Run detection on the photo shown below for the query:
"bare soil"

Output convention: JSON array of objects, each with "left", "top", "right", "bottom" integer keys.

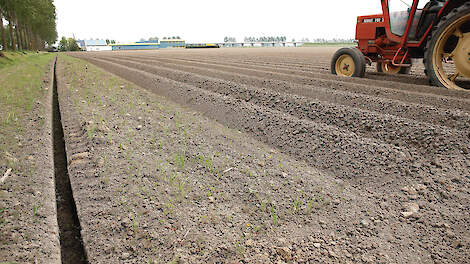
[{"left": 58, "top": 47, "right": 470, "bottom": 263}]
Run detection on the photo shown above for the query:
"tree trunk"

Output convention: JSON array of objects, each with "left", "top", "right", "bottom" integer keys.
[
  {"left": 30, "top": 30, "right": 35, "bottom": 50},
  {"left": 15, "top": 25, "right": 22, "bottom": 50},
  {"left": 0, "top": 7, "right": 6, "bottom": 51},
  {"left": 26, "top": 26, "right": 32, "bottom": 50},
  {"left": 34, "top": 34, "right": 41, "bottom": 50},
  {"left": 21, "top": 25, "right": 28, "bottom": 50},
  {"left": 38, "top": 34, "right": 44, "bottom": 50},
  {"left": 14, "top": 16, "right": 22, "bottom": 50},
  {"left": 8, "top": 20, "right": 15, "bottom": 51},
  {"left": 28, "top": 27, "right": 35, "bottom": 50}
]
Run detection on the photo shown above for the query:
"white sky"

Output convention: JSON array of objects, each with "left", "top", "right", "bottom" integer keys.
[{"left": 55, "top": 0, "right": 383, "bottom": 43}]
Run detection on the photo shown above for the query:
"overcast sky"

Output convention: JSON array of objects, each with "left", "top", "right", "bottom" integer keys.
[{"left": 55, "top": 0, "right": 383, "bottom": 43}]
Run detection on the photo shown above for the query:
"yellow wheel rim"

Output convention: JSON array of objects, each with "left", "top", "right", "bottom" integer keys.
[
  {"left": 433, "top": 13, "right": 470, "bottom": 90},
  {"left": 381, "top": 61, "right": 402, "bottom": 74},
  {"left": 335, "top": 54, "right": 355, "bottom": 77}
]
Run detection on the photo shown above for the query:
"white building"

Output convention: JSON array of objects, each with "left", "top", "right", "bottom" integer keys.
[{"left": 83, "top": 39, "right": 111, "bottom": 51}]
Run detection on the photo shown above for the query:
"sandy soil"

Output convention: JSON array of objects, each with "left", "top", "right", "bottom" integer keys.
[{"left": 60, "top": 47, "right": 470, "bottom": 263}]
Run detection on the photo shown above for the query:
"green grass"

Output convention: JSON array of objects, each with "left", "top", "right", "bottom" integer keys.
[
  {"left": 0, "top": 51, "right": 42, "bottom": 67},
  {"left": 0, "top": 51, "right": 54, "bottom": 158}
]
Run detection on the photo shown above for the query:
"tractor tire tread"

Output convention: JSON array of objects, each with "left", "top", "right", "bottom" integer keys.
[
  {"left": 331, "top": 47, "right": 366, "bottom": 78},
  {"left": 424, "top": 3, "right": 470, "bottom": 88}
]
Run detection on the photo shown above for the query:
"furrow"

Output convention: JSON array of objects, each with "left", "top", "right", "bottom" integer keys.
[
  {"left": 89, "top": 56, "right": 470, "bottom": 162},
  {"left": 80, "top": 56, "right": 431, "bottom": 183},
  {"left": 157, "top": 56, "right": 470, "bottom": 100},
  {"left": 110, "top": 57, "right": 470, "bottom": 130}
]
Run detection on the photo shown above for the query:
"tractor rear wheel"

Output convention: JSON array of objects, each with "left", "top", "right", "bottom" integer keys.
[
  {"left": 424, "top": 3, "right": 470, "bottom": 90},
  {"left": 377, "top": 61, "right": 411, "bottom": 74},
  {"left": 331, "top": 47, "right": 366, "bottom": 78}
]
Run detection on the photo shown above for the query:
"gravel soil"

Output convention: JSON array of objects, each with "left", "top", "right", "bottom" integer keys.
[{"left": 62, "top": 47, "right": 470, "bottom": 263}]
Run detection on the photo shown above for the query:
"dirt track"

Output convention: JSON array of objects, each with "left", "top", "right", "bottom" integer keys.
[{"left": 68, "top": 47, "right": 470, "bottom": 263}]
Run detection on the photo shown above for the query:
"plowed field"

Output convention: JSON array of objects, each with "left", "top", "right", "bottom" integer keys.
[{"left": 65, "top": 47, "right": 469, "bottom": 263}]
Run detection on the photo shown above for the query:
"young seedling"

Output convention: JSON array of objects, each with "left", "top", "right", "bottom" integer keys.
[
  {"left": 271, "top": 207, "right": 278, "bottom": 226},
  {"left": 245, "top": 169, "right": 255, "bottom": 178},
  {"left": 207, "top": 186, "right": 215, "bottom": 197},
  {"left": 293, "top": 189, "right": 304, "bottom": 213},
  {"left": 260, "top": 201, "right": 267, "bottom": 213},
  {"left": 234, "top": 240, "right": 246, "bottom": 256},
  {"left": 168, "top": 173, "right": 177, "bottom": 185},
  {"left": 87, "top": 124, "right": 96, "bottom": 139},
  {"left": 178, "top": 180, "right": 187, "bottom": 199},
  {"left": 305, "top": 200, "right": 313, "bottom": 215},
  {"left": 132, "top": 216, "right": 138, "bottom": 238},
  {"left": 174, "top": 153, "right": 185, "bottom": 170},
  {"left": 33, "top": 204, "right": 40, "bottom": 217}
]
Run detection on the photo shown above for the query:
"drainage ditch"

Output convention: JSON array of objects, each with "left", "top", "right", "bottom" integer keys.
[{"left": 52, "top": 57, "right": 89, "bottom": 264}]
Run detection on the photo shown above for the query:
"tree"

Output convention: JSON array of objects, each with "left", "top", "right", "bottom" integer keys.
[
  {"left": 148, "top": 37, "right": 159, "bottom": 42},
  {"left": 58, "top": 36, "right": 67, "bottom": 51},
  {"left": 58, "top": 36, "right": 80, "bottom": 51},
  {"left": 106, "top": 39, "right": 110, "bottom": 45},
  {"left": 224, "top": 37, "right": 236, "bottom": 43},
  {"left": 67, "top": 38, "right": 79, "bottom": 51},
  {"left": 0, "top": 0, "right": 57, "bottom": 50},
  {"left": 8, "top": 19, "right": 14, "bottom": 50}
]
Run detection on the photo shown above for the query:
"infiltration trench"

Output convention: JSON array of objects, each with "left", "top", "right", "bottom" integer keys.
[{"left": 52, "top": 57, "right": 88, "bottom": 264}]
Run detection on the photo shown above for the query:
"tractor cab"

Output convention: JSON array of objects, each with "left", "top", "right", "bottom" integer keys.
[
  {"left": 388, "top": 0, "right": 445, "bottom": 41},
  {"left": 331, "top": 0, "right": 470, "bottom": 91}
]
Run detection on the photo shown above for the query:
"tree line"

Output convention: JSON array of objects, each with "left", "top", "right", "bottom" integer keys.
[
  {"left": 309, "top": 38, "right": 355, "bottom": 43},
  {"left": 226, "top": 36, "right": 355, "bottom": 43},
  {"left": 162, "top": 36, "right": 181, "bottom": 40},
  {"left": 243, "top": 36, "right": 287, "bottom": 43},
  {"left": 224, "top": 36, "right": 236, "bottom": 43},
  {"left": 138, "top": 36, "right": 182, "bottom": 43},
  {"left": 0, "top": 0, "right": 57, "bottom": 52},
  {"left": 59, "top": 37, "right": 79, "bottom": 51}
]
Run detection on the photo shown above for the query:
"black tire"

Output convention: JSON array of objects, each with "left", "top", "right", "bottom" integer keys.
[
  {"left": 377, "top": 61, "right": 412, "bottom": 74},
  {"left": 331, "top": 47, "right": 366, "bottom": 77},
  {"left": 424, "top": 2, "right": 470, "bottom": 88}
]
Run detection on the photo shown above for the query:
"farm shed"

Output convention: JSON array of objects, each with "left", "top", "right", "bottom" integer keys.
[
  {"left": 110, "top": 40, "right": 185, "bottom": 51},
  {"left": 84, "top": 39, "right": 111, "bottom": 51},
  {"left": 111, "top": 43, "right": 160, "bottom": 51},
  {"left": 159, "top": 39, "right": 185, "bottom": 48}
]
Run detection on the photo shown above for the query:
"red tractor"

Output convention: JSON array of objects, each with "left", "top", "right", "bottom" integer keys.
[{"left": 331, "top": 0, "right": 470, "bottom": 90}]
